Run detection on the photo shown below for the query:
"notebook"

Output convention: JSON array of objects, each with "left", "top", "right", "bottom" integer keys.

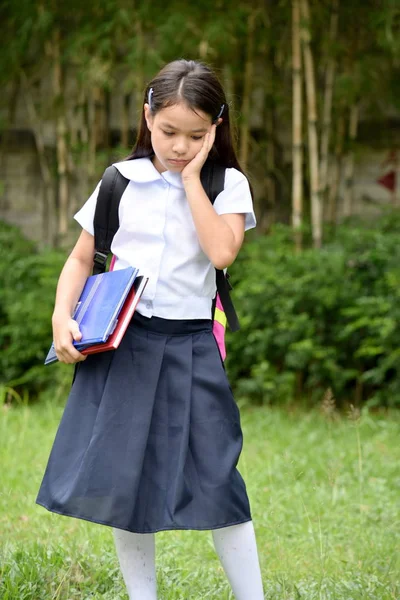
[
  {"left": 45, "top": 267, "right": 147, "bottom": 365},
  {"left": 81, "top": 275, "right": 148, "bottom": 355}
]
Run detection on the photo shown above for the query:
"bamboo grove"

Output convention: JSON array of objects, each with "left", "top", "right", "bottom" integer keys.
[{"left": 0, "top": 0, "right": 399, "bottom": 247}]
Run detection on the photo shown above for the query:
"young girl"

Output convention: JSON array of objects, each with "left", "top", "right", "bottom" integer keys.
[{"left": 37, "top": 59, "right": 265, "bottom": 600}]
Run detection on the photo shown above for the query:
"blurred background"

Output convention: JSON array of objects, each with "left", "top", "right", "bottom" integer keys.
[{"left": 1, "top": 0, "right": 400, "bottom": 408}]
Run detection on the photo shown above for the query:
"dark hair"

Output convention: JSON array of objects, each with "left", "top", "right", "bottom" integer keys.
[{"left": 126, "top": 59, "right": 245, "bottom": 176}]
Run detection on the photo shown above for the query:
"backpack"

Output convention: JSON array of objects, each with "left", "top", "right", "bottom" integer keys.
[{"left": 92, "top": 159, "right": 240, "bottom": 360}]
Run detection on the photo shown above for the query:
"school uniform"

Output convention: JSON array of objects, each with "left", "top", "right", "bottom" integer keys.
[{"left": 36, "top": 157, "right": 257, "bottom": 534}]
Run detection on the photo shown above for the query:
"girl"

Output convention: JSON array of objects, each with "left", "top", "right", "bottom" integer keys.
[{"left": 37, "top": 59, "right": 265, "bottom": 599}]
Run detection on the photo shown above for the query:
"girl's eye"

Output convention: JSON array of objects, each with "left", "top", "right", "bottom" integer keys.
[
  {"left": 162, "top": 131, "right": 174, "bottom": 137},
  {"left": 191, "top": 136, "right": 203, "bottom": 141}
]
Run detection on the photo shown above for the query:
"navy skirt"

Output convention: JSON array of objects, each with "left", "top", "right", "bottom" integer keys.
[{"left": 36, "top": 313, "right": 252, "bottom": 534}]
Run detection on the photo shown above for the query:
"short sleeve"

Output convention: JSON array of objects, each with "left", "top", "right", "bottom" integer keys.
[
  {"left": 73, "top": 181, "right": 101, "bottom": 236},
  {"left": 213, "top": 168, "right": 257, "bottom": 231}
]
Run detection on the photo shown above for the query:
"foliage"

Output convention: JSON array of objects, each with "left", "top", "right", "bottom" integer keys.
[
  {"left": 1, "top": 0, "right": 399, "bottom": 239},
  {"left": 226, "top": 213, "right": 400, "bottom": 408},
  {"left": 3, "top": 214, "right": 400, "bottom": 408},
  {"left": 0, "top": 222, "right": 70, "bottom": 398}
]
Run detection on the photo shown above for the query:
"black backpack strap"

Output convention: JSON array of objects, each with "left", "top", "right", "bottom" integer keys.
[
  {"left": 92, "top": 166, "right": 129, "bottom": 275},
  {"left": 215, "top": 270, "right": 240, "bottom": 331},
  {"left": 201, "top": 160, "right": 240, "bottom": 332},
  {"left": 200, "top": 159, "right": 225, "bottom": 204}
]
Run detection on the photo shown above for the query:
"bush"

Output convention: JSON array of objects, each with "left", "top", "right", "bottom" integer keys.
[
  {"left": 226, "top": 217, "right": 400, "bottom": 408},
  {"left": 0, "top": 222, "right": 70, "bottom": 399},
  {"left": 3, "top": 214, "right": 400, "bottom": 408}
]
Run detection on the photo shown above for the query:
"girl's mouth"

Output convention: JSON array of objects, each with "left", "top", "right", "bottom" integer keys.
[{"left": 168, "top": 159, "right": 190, "bottom": 165}]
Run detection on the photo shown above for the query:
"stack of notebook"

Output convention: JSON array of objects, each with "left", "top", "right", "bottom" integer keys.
[{"left": 45, "top": 267, "right": 148, "bottom": 365}]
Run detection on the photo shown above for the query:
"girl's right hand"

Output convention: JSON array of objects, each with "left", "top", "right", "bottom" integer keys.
[{"left": 52, "top": 316, "right": 87, "bottom": 364}]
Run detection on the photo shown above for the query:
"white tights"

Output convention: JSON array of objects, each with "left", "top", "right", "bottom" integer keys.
[{"left": 113, "top": 521, "right": 264, "bottom": 600}]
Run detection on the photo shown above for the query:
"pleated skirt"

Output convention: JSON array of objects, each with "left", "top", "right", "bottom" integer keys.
[{"left": 36, "top": 312, "right": 252, "bottom": 534}]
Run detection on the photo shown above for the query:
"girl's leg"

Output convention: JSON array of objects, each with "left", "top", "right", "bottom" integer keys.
[
  {"left": 212, "top": 521, "right": 264, "bottom": 600},
  {"left": 113, "top": 528, "right": 157, "bottom": 600}
]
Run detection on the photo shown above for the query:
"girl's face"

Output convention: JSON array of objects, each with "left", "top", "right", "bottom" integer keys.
[{"left": 144, "top": 102, "right": 213, "bottom": 173}]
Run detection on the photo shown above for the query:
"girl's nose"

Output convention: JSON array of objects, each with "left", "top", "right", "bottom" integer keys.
[{"left": 172, "top": 137, "right": 188, "bottom": 155}]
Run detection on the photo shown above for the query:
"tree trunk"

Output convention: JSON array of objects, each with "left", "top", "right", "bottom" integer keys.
[
  {"left": 239, "top": 11, "right": 256, "bottom": 170},
  {"left": 104, "top": 89, "right": 112, "bottom": 151},
  {"left": 265, "top": 108, "right": 276, "bottom": 229},
  {"left": 342, "top": 103, "right": 359, "bottom": 218},
  {"left": 292, "top": 0, "right": 303, "bottom": 251},
  {"left": 20, "top": 71, "right": 54, "bottom": 246},
  {"left": 56, "top": 119, "right": 69, "bottom": 242},
  {"left": 222, "top": 64, "right": 235, "bottom": 105},
  {"left": 79, "top": 88, "right": 89, "bottom": 146},
  {"left": 0, "top": 81, "right": 19, "bottom": 211},
  {"left": 98, "top": 87, "right": 108, "bottom": 148},
  {"left": 320, "top": 0, "right": 339, "bottom": 207},
  {"left": 301, "top": 0, "right": 322, "bottom": 248},
  {"left": 134, "top": 20, "right": 145, "bottom": 122},
  {"left": 73, "top": 87, "right": 90, "bottom": 214},
  {"left": 49, "top": 29, "right": 69, "bottom": 244},
  {"left": 87, "top": 87, "right": 101, "bottom": 180},
  {"left": 121, "top": 93, "right": 131, "bottom": 149},
  {"left": 326, "top": 111, "right": 345, "bottom": 224}
]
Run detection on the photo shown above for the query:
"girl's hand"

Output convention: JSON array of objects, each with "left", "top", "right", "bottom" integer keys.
[
  {"left": 181, "top": 124, "right": 217, "bottom": 182},
  {"left": 52, "top": 315, "right": 87, "bottom": 364}
]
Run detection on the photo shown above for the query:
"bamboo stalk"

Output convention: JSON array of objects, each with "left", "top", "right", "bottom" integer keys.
[
  {"left": 222, "top": 64, "right": 235, "bottom": 106},
  {"left": 121, "top": 93, "right": 130, "bottom": 149},
  {"left": 98, "top": 88, "right": 108, "bottom": 148},
  {"left": 50, "top": 29, "right": 69, "bottom": 243},
  {"left": 134, "top": 19, "right": 145, "bottom": 122},
  {"left": 320, "top": 0, "right": 339, "bottom": 210},
  {"left": 74, "top": 87, "right": 90, "bottom": 214},
  {"left": 0, "top": 81, "right": 18, "bottom": 211},
  {"left": 265, "top": 108, "right": 276, "bottom": 228},
  {"left": 104, "top": 89, "right": 112, "bottom": 150},
  {"left": 342, "top": 103, "right": 359, "bottom": 218},
  {"left": 56, "top": 115, "right": 69, "bottom": 240},
  {"left": 87, "top": 87, "right": 101, "bottom": 179},
  {"left": 327, "top": 110, "right": 345, "bottom": 224},
  {"left": 292, "top": 0, "right": 303, "bottom": 251},
  {"left": 301, "top": 0, "right": 322, "bottom": 248},
  {"left": 79, "top": 88, "right": 88, "bottom": 145},
  {"left": 239, "top": 11, "right": 256, "bottom": 170},
  {"left": 20, "top": 70, "right": 54, "bottom": 246}
]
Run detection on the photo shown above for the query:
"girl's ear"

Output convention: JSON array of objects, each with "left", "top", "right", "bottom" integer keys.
[
  {"left": 144, "top": 103, "right": 153, "bottom": 132},
  {"left": 215, "top": 117, "right": 223, "bottom": 127}
]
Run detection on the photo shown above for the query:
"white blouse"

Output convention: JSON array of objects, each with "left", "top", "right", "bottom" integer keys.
[{"left": 74, "top": 157, "right": 256, "bottom": 320}]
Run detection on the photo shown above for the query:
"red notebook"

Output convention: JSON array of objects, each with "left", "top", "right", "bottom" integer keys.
[{"left": 81, "top": 275, "right": 148, "bottom": 356}]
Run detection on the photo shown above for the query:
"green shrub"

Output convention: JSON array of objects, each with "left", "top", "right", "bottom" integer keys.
[
  {"left": 3, "top": 214, "right": 400, "bottom": 408},
  {"left": 226, "top": 217, "right": 400, "bottom": 408},
  {"left": 0, "top": 222, "right": 70, "bottom": 398}
]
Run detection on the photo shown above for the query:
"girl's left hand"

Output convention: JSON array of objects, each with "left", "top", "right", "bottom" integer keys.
[{"left": 181, "top": 124, "right": 217, "bottom": 182}]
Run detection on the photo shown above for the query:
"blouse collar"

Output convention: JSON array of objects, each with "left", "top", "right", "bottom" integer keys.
[{"left": 114, "top": 157, "right": 184, "bottom": 189}]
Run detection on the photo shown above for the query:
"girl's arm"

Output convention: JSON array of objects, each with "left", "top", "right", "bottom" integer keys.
[
  {"left": 183, "top": 177, "right": 245, "bottom": 270},
  {"left": 52, "top": 229, "right": 95, "bottom": 364},
  {"left": 182, "top": 124, "right": 246, "bottom": 270}
]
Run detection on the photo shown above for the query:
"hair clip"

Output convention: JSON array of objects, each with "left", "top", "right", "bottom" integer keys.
[
  {"left": 148, "top": 88, "right": 154, "bottom": 111},
  {"left": 214, "top": 104, "right": 225, "bottom": 122}
]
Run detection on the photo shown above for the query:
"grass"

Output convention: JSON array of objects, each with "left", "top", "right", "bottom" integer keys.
[{"left": 0, "top": 398, "right": 399, "bottom": 599}]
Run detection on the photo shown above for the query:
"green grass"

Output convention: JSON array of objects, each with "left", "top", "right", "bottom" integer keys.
[{"left": 0, "top": 399, "right": 399, "bottom": 599}]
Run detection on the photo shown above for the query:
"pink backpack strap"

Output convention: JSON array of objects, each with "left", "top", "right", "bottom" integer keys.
[{"left": 213, "top": 294, "right": 227, "bottom": 361}]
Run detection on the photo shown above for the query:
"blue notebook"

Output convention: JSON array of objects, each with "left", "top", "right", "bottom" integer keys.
[{"left": 45, "top": 266, "right": 138, "bottom": 365}]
